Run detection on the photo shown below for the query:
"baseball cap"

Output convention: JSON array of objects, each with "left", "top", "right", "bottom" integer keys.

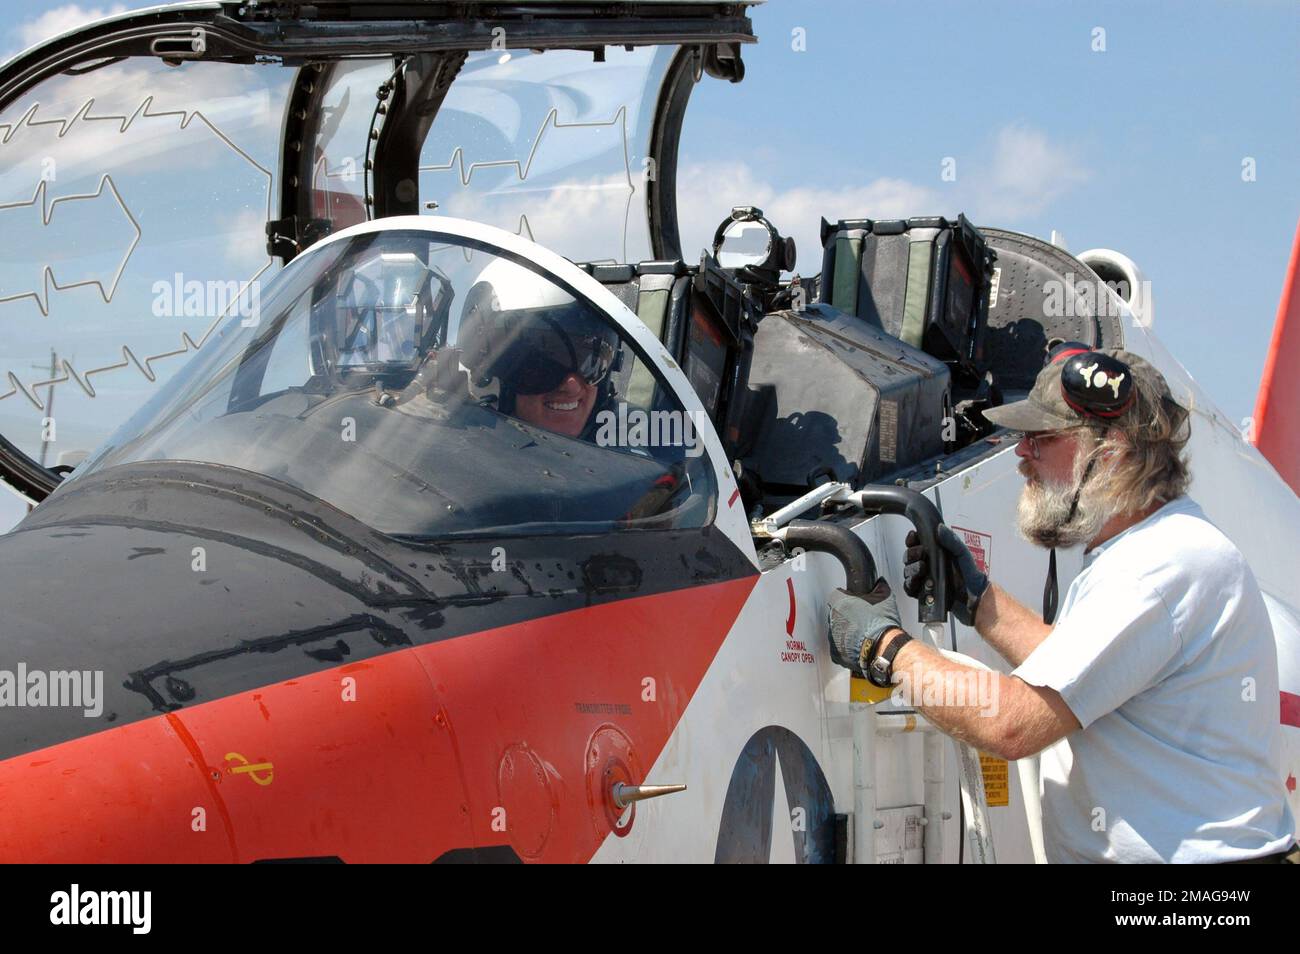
[{"left": 982, "top": 345, "right": 1183, "bottom": 432}]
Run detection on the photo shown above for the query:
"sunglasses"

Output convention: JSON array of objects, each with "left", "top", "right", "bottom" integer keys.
[
  {"left": 512, "top": 335, "right": 615, "bottom": 395},
  {"left": 1022, "top": 427, "right": 1086, "bottom": 460}
]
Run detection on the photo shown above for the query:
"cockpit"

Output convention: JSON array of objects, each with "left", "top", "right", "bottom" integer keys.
[{"left": 69, "top": 224, "right": 717, "bottom": 538}]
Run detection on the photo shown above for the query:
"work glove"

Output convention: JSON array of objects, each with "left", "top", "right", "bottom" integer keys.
[
  {"left": 902, "top": 525, "right": 988, "bottom": 627},
  {"left": 827, "top": 576, "right": 901, "bottom": 678}
]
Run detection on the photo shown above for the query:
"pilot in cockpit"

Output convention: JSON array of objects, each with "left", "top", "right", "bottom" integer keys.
[{"left": 457, "top": 257, "right": 621, "bottom": 440}]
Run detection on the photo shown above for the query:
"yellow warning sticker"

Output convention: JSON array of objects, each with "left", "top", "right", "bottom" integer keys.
[
  {"left": 979, "top": 752, "right": 1009, "bottom": 806},
  {"left": 850, "top": 675, "right": 895, "bottom": 705}
]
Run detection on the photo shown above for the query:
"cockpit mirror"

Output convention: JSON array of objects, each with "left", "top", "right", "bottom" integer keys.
[
  {"left": 710, "top": 207, "right": 796, "bottom": 287},
  {"left": 716, "top": 220, "right": 773, "bottom": 270}
]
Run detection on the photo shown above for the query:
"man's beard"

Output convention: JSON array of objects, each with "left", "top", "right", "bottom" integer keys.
[{"left": 1016, "top": 455, "right": 1116, "bottom": 549}]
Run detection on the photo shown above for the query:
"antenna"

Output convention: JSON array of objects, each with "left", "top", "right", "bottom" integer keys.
[{"left": 29, "top": 349, "right": 57, "bottom": 468}]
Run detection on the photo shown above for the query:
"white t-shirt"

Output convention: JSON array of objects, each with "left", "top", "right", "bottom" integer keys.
[{"left": 1010, "top": 495, "right": 1297, "bottom": 863}]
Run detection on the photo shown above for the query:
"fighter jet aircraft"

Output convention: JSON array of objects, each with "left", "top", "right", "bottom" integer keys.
[{"left": 0, "top": 0, "right": 1295, "bottom": 863}]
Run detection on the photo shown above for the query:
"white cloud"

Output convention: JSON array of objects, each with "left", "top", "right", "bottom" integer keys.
[
  {"left": 12, "top": 4, "right": 128, "bottom": 55},
  {"left": 220, "top": 207, "right": 271, "bottom": 271},
  {"left": 0, "top": 60, "right": 280, "bottom": 194},
  {"left": 428, "top": 172, "right": 647, "bottom": 264},
  {"left": 674, "top": 124, "right": 1091, "bottom": 271},
  {"left": 454, "top": 129, "right": 1084, "bottom": 277},
  {"left": 675, "top": 160, "right": 941, "bottom": 274},
  {"left": 425, "top": 164, "right": 940, "bottom": 272},
  {"left": 963, "top": 122, "right": 1092, "bottom": 221}
]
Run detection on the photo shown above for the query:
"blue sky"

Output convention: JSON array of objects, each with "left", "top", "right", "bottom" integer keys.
[
  {"left": 677, "top": 0, "right": 1300, "bottom": 427},
  {"left": 1, "top": 0, "right": 1298, "bottom": 524}
]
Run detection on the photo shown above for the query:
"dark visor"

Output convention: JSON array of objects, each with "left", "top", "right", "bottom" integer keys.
[{"left": 507, "top": 312, "right": 617, "bottom": 395}]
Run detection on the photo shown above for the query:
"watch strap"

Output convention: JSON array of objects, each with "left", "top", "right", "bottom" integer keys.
[{"left": 867, "top": 631, "right": 912, "bottom": 688}]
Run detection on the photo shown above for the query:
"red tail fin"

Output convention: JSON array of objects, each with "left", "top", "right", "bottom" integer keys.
[{"left": 1253, "top": 218, "right": 1300, "bottom": 496}]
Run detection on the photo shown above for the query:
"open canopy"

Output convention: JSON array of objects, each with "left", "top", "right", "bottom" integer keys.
[{"left": 0, "top": 0, "right": 756, "bottom": 500}]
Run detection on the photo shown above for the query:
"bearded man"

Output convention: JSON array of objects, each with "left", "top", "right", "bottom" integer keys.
[{"left": 824, "top": 343, "right": 1298, "bottom": 863}]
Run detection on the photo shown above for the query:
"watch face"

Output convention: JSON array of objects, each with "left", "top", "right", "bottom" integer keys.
[{"left": 869, "top": 656, "right": 891, "bottom": 687}]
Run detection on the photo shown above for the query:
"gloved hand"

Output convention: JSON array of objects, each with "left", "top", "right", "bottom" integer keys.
[
  {"left": 827, "top": 576, "right": 901, "bottom": 678},
  {"left": 903, "top": 525, "right": 988, "bottom": 627}
]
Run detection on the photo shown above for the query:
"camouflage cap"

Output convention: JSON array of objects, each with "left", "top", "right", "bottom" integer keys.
[{"left": 982, "top": 347, "right": 1182, "bottom": 432}]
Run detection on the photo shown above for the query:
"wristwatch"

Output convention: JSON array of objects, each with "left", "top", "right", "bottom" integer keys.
[{"left": 866, "top": 629, "right": 912, "bottom": 689}]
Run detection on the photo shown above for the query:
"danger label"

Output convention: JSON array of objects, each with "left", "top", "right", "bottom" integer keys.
[
  {"left": 951, "top": 526, "right": 991, "bottom": 576},
  {"left": 979, "top": 752, "right": 1009, "bottom": 807}
]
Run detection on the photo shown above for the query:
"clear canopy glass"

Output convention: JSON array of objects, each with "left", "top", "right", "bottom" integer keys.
[
  {"left": 70, "top": 228, "right": 717, "bottom": 538},
  {"left": 0, "top": 60, "right": 287, "bottom": 469}
]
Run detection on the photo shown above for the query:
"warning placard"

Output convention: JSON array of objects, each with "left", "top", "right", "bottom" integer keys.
[
  {"left": 951, "top": 526, "right": 991, "bottom": 576},
  {"left": 979, "top": 752, "right": 1009, "bottom": 807}
]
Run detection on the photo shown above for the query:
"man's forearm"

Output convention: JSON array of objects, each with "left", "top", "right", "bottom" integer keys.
[
  {"left": 871, "top": 632, "right": 1078, "bottom": 761},
  {"left": 973, "top": 582, "right": 1052, "bottom": 668},
  {"left": 876, "top": 637, "right": 1014, "bottom": 757}
]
